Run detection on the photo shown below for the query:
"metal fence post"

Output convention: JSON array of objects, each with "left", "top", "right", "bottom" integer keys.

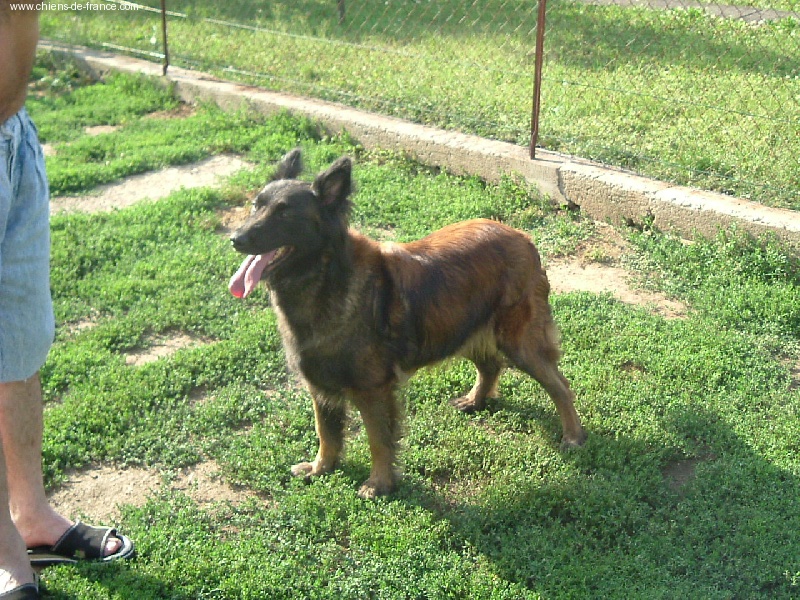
[
  {"left": 530, "top": 0, "right": 547, "bottom": 159},
  {"left": 160, "top": 0, "right": 169, "bottom": 75}
]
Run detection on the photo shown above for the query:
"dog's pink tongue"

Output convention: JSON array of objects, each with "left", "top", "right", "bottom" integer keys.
[{"left": 229, "top": 252, "right": 272, "bottom": 298}]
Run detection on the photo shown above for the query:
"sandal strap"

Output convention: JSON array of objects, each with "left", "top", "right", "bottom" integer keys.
[
  {"left": 0, "top": 575, "right": 39, "bottom": 600},
  {"left": 50, "top": 521, "right": 115, "bottom": 560}
]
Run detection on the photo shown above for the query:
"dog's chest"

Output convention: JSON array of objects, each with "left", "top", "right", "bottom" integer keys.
[{"left": 273, "top": 299, "right": 394, "bottom": 393}]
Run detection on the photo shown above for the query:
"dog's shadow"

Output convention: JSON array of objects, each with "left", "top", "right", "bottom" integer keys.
[{"left": 384, "top": 405, "right": 800, "bottom": 596}]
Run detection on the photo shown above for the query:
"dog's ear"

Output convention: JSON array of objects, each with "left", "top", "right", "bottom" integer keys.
[
  {"left": 312, "top": 157, "right": 352, "bottom": 209},
  {"left": 272, "top": 148, "right": 303, "bottom": 181}
]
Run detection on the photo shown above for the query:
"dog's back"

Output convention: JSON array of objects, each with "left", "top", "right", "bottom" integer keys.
[{"left": 373, "top": 219, "right": 548, "bottom": 371}]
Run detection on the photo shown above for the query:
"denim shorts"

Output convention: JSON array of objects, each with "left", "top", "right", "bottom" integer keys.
[{"left": 0, "top": 107, "right": 55, "bottom": 382}]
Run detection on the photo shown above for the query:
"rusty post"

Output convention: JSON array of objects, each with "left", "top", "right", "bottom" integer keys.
[
  {"left": 337, "top": 0, "right": 345, "bottom": 24},
  {"left": 160, "top": 0, "right": 169, "bottom": 75},
  {"left": 530, "top": 0, "right": 547, "bottom": 159}
]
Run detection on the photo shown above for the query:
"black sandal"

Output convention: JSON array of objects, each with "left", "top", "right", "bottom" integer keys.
[
  {"left": 0, "top": 573, "right": 40, "bottom": 600},
  {"left": 27, "top": 521, "right": 135, "bottom": 567},
  {"left": 0, "top": 584, "right": 38, "bottom": 600}
]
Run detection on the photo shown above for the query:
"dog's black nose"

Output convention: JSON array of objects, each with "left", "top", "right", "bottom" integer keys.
[{"left": 230, "top": 232, "right": 248, "bottom": 250}]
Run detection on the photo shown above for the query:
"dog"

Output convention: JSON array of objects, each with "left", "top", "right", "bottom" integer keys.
[{"left": 229, "top": 149, "right": 586, "bottom": 498}]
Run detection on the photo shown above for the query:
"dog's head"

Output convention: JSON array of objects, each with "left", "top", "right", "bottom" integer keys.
[{"left": 229, "top": 149, "right": 353, "bottom": 298}]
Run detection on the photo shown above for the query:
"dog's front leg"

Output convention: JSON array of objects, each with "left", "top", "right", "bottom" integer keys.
[
  {"left": 291, "top": 391, "right": 346, "bottom": 479},
  {"left": 350, "top": 385, "right": 401, "bottom": 499}
]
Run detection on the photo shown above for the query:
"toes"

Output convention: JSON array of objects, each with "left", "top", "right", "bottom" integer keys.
[
  {"left": 291, "top": 460, "right": 336, "bottom": 479},
  {"left": 357, "top": 477, "right": 394, "bottom": 499},
  {"left": 290, "top": 462, "right": 315, "bottom": 478},
  {"left": 560, "top": 430, "right": 588, "bottom": 449},
  {"left": 104, "top": 537, "right": 123, "bottom": 558},
  {"left": 449, "top": 395, "right": 486, "bottom": 414}
]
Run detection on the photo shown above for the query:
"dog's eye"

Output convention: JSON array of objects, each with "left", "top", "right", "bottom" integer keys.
[{"left": 274, "top": 204, "right": 291, "bottom": 219}]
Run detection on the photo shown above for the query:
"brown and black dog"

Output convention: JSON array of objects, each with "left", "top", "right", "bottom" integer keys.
[{"left": 229, "top": 150, "right": 586, "bottom": 498}]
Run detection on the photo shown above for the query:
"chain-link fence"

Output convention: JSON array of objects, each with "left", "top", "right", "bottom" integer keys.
[{"left": 41, "top": 0, "right": 799, "bottom": 210}]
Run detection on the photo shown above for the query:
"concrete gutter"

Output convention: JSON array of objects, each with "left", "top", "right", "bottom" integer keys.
[
  {"left": 41, "top": 40, "right": 800, "bottom": 250},
  {"left": 576, "top": 0, "right": 799, "bottom": 23}
]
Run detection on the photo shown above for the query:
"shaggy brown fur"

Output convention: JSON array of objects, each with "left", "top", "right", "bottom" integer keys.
[{"left": 229, "top": 150, "right": 586, "bottom": 498}]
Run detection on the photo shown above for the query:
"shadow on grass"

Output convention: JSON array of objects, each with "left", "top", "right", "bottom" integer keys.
[
  {"left": 396, "top": 406, "right": 800, "bottom": 597},
  {"left": 40, "top": 561, "right": 178, "bottom": 600}
]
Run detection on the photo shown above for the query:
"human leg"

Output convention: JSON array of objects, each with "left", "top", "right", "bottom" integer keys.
[
  {"left": 0, "top": 104, "right": 45, "bottom": 597},
  {"left": 0, "top": 349, "right": 130, "bottom": 561},
  {"left": 0, "top": 110, "right": 128, "bottom": 564},
  {"left": 0, "top": 436, "right": 36, "bottom": 595},
  {"left": 0, "top": 375, "right": 72, "bottom": 550}
]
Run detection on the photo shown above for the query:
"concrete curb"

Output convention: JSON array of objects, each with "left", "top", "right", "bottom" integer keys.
[{"left": 41, "top": 41, "right": 800, "bottom": 250}]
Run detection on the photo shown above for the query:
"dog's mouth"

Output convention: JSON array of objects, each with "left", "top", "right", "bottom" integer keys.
[{"left": 229, "top": 246, "right": 294, "bottom": 298}]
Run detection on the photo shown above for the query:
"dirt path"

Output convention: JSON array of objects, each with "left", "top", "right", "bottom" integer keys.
[
  {"left": 50, "top": 155, "right": 249, "bottom": 214},
  {"left": 546, "top": 222, "right": 687, "bottom": 319},
  {"left": 48, "top": 461, "right": 258, "bottom": 524},
  {"left": 46, "top": 134, "right": 686, "bottom": 523}
]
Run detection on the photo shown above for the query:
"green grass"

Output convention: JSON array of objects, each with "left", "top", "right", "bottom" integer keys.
[
  {"left": 31, "top": 64, "right": 800, "bottom": 599},
  {"left": 39, "top": 0, "right": 800, "bottom": 210}
]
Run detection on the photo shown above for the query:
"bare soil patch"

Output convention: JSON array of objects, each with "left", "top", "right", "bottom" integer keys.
[
  {"left": 788, "top": 359, "right": 800, "bottom": 391},
  {"left": 41, "top": 124, "right": 120, "bottom": 158},
  {"left": 794, "top": 362, "right": 800, "bottom": 388},
  {"left": 662, "top": 457, "right": 703, "bottom": 494},
  {"left": 169, "top": 460, "right": 256, "bottom": 508},
  {"left": 547, "top": 261, "right": 687, "bottom": 319},
  {"left": 144, "top": 104, "right": 196, "bottom": 121},
  {"left": 662, "top": 449, "right": 717, "bottom": 496},
  {"left": 124, "top": 332, "right": 213, "bottom": 367},
  {"left": 48, "top": 460, "right": 256, "bottom": 524},
  {"left": 50, "top": 154, "right": 250, "bottom": 214},
  {"left": 216, "top": 204, "right": 250, "bottom": 236},
  {"left": 546, "top": 223, "right": 687, "bottom": 319},
  {"left": 84, "top": 124, "right": 120, "bottom": 137}
]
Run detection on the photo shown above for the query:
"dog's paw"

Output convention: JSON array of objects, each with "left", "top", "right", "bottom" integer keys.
[
  {"left": 449, "top": 395, "right": 486, "bottom": 414},
  {"left": 290, "top": 461, "right": 315, "bottom": 478},
  {"left": 357, "top": 475, "right": 396, "bottom": 499},
  {"left": 290, "top": 460, "right": 334, "bottom": 479},
  {"left": 357, "top": 481, "right": 391, "bottom": 499},
  {"left": 560, "top": 430, "right": 588, "bottom": 450}
]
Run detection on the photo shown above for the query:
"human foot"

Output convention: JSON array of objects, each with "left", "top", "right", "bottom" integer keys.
[
  {"left": 0, "top": 569, "right": 40, "bottom": 600},
  {"left": 27, "top": 522, "right": 135, "bottom": 567},
  {"left": 0, "top": 567, "right": 37, "bottom": 598},
  {"left": 0, "top": 582, "right": 39, "bottom": 600},
  {"left": 0, "top": 519, "right": 37, "bottom": 597}
]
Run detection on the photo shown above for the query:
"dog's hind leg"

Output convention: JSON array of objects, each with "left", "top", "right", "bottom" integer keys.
[
  {"left": 498, "top": 306, "right": 586, "bottom": 448},
  {"left": 291, "top": 391, "right": 346, "bottom": 479},
  {"left": 350, "top": 385, "right": 402, "bottom": 499},
  {"left": 450, "top": 352, "right": 503, "bottom": 414}
]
